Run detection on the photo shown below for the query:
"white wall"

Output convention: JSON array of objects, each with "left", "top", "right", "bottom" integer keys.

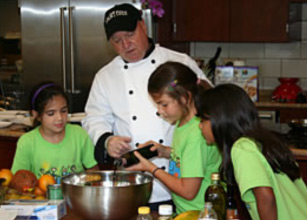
[{"left": 190, "top": 4, "right": 307, "bottom": 91}]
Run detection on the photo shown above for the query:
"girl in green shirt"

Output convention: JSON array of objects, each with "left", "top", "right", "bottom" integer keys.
[
  {"left": 127, "top": 62, "right": 221, "bottom": 214},
  {"left": 195, "top": 83, "right": 307, "bottom": 220},
  {"left": 11, "top": 82, "right": 98, "bottom": 182}
]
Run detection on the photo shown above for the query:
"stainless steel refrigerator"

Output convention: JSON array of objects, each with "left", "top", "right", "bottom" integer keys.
[{"left": 18, "top": 0, "right": 153, "bottom": 112}]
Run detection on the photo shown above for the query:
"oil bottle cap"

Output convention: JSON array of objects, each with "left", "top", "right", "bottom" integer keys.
[
  {"left": 138, "top": 206, "right": 150, "bottom": 214},
  {"left": 158, "top": 204, "right": 173, "bottom": 215},
  {"left": 211, "top": 172, "right": 220, "bottom": 180}
]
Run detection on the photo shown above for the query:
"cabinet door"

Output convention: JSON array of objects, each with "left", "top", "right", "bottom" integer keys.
[
  {"left": 172, "top": 0, "right": 229, "bottom": 41},
  {"left": 0, "top": 136, "right": 18, "bottom": 169},
  {"left": 230, "top": 0, "right": 289, "bottom": 42}
]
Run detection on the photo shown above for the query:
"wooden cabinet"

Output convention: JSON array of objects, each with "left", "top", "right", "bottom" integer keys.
[
  {"left": 0, "top": 135, "right": 18, "bottom": 169},
  {"left": 172, "top": 0, "right": 229, "bottom": 42},
  {"left": 230, "top": 0, "right": 288, "bottom": 42},
  {"left": 170, "top": 0, "right": 289, "bottom": 42}
]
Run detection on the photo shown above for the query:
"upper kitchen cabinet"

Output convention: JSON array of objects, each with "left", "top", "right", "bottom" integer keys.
[
  {"left": 171, "top": 0, "right": 289, "bottom": 42},
  {"left": 172, "top": 0, "right": 229, "bottom": 42},
  {"left": 230, "top": 0, "right": 288, "bottom": 42}
]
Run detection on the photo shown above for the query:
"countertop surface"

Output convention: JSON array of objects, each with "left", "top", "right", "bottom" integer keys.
[
  {"left": 0, "top": 124, "right": 27, "bottom": 138},
  {"left": 255, "top": 101, "right": 307, "bottom": 108}
]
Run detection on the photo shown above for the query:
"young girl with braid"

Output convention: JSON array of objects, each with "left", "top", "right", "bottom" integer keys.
[{"left": 127, "top": 62, "right": 221, "bottom": 214}]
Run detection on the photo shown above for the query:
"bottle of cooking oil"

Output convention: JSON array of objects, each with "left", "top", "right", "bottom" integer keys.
[
  {"left": 226, "top": 185, "right": 240, "bottom": 220},
  {"left": 205, "top": 173, "right": 226, "bottom": 220},
  {"left": 136, "top": 206, "right": 153, "bottom": 220},
  {"left": 198, "top": 202, "right": 218, "bottom": 220}
]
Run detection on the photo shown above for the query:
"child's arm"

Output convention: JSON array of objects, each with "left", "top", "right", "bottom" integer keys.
[
  {"left": 152, "top": 166, "right": 202, "bottom": 200},
  {"left": 253, "top": 187, "right": 277, "bottom": 220},
  {"left": 126, "top": 151, "right": 202, "bottom": 200}
]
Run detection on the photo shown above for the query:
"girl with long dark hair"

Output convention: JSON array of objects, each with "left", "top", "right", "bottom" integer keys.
[{"left": 195, "top": 83, "right": 307, "bottom": 220}]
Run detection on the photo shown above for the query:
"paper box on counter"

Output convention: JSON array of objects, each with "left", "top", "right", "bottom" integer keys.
[
  {"left": 215, "top": 66, "right": 258, "bottom": 102},
  {"left": 0, "top": 199, "right": 66, "bottom": 220}
]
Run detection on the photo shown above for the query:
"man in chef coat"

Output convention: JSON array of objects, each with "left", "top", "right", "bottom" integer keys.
[{"left": 82, "top": 3, "right": 211, "bottom": 210}]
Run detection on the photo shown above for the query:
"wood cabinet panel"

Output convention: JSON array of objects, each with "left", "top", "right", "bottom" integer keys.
[
  {"left": 230, "top": 0, "right": 289, "bottom": 42},
  {"left": 0, "top": 136, "right": 18, "bottom": 169},
  {"left": 170, "top": 0, "right": 289, "bottom": 42},
  {"left": 156, "top": 0, "right": 190, "bottom": 53},
  {"left": 172, "top": 0, "right": 229, "bottom": 42}
]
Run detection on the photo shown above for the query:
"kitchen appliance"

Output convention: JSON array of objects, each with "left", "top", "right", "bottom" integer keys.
[
  {"left": 272, "top": 77, "right": 303, "bottom": 103},
  {"left": 61, "top": 170, "right": 153, "bottom": 220},
  {"left": 18, "top": 0, "right": 153, "bottom": 112}
]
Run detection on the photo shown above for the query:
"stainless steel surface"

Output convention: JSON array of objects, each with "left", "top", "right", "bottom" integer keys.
[
  {"left": 18, "top": 0, "right": 153, "bottom": 112},
  {"left": 60, "top": 7, "right": 67, "bottom": 91},
  {"left": 61, "top": 170, "right": 153, "bottom": 220},
  {"left": 258, "top": 110, "right": 277, "bottom": 124}
]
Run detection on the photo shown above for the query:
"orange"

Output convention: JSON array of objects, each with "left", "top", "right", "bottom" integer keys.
[
  {"left": 34, "top": 186, "right": 45, "bottom": 196},
  {"left": 0, "top": 169, "right": 13, "bottom": 186},
  {"left": 174, "top": 210, "right": 200, "bottom": 220},
  {"left": 19, "top": 195, "right": 34, "bottom": 200},
  {"left": 38, "top": 174, "right": 56, "bottom": 192},
  {"left": 35, "top": 195, "right": 47, "bottom": 200}
]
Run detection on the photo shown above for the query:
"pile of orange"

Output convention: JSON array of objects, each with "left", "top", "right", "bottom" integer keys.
[
  {"left": 0, "top": 168, "right": 56, "bottom": 200},
  {"left": 0, "top": 168, "right": 13, "bottom": 186}
]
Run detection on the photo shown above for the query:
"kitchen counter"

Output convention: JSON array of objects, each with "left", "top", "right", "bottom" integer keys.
[
  {"left": 255, "top": 102, "right": 307, "bottom": 108},
  {"left": 0, "top": 126, "right": 25, "bottom": 138}
]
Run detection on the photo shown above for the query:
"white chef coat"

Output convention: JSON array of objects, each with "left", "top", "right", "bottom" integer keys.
[{"left": 82, "top": 44, "right": 210, "bottom": 203}]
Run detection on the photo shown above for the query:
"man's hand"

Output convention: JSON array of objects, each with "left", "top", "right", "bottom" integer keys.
[{"left": 107, "top": 136, "right": 132, "bottom": 158}]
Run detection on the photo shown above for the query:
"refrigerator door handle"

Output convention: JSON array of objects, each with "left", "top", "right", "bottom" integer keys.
[
  {"left": 60, "top": 7, "right": 67, "bottom": 92},
  {"left": 68, "top": 6, "right": 80, "bottom": 94}
]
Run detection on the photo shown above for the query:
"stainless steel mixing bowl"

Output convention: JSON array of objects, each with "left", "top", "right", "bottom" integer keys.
[{"left": 61, "top": 170, "right": 153, "bottom": 220}]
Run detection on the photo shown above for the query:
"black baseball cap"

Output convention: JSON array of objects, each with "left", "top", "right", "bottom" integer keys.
[{"left": 104, "top": 3, "right": 142, "bottom": 40}]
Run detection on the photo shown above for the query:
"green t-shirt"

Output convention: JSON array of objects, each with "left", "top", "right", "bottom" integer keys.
[
  {"left": 231, "top": 137, "right": 307, "bottom": 220},
  {"left": 169, "top": 117, "right": 221, "bottom": 214},
  {"left": 11, "top": 124, "right": 97, "bottom": 183}
]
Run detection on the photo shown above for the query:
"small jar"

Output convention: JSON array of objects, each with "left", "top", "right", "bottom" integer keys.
[
  {"left": 158, "top": 204, "right": 173, "bottom": 220},
  {"left": 47, "top": 184, "right": 63, "bottom": 200},
  {"left": 136, "top": 206, "right": 153, "bottom": 220}
]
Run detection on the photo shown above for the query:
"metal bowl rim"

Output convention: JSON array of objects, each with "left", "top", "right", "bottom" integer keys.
[{"left": 61, "top": 170, "right": 153, "bottom": 188}]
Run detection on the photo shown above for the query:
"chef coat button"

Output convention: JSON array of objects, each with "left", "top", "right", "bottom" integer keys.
[
  {"left": 156, "top": 112, "right": 160, "bottom": 116},
  {"left": 129, "top": 90, "right": 134, "bottom": 95},
  {"left": 159, "top": 139, "right": 164, "bottom": 144},
  {"left": 124, "top": 65, "right": 128, "bottom": 69},
  {"left": 135, "top": 143, "right": 139, "bottom": 147},
  {"left": 151, "top": 59, "right": 156, "bottom": 64},
  {"left": 132, "top": 116, "right": 137, "bottom": 120}
]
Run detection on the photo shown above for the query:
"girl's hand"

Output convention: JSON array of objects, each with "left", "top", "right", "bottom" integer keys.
[
  {"left": 138, "top": 141, "right": 171, "bottom": 158},
  {"left": 125, "top": 151, "right": 156, "bottom": 173}
]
